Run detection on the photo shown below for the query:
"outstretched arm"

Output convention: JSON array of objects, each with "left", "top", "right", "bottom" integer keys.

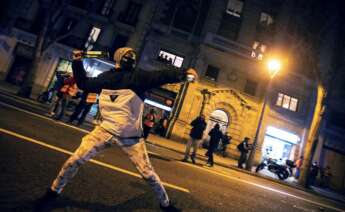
[{"left": 133, "top": 68, "right": 198, "bottom": 90}]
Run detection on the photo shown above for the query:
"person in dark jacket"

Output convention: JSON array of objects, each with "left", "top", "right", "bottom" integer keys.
[
  {"left": 68, "top": 91, "right": 94, "bottom": 125},
  {"left": 206, "top": 124, "right": 223, "bottom": 167},
  {"left": 220, "top": 133, "right": 231, "bottom": 157},
  {"left": 182, "top": 115, "right": 207, "bottom": 164},
  {"left": 237, "top": 137, "right": 251, "bottom": 169},
  {"left": 37, "top": 47, "right": 197, "bottom": 211}
]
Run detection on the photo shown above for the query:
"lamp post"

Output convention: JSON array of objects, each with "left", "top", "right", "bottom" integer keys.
[{"left": 245, "top": 59, "right": 282, "bottom": 171}]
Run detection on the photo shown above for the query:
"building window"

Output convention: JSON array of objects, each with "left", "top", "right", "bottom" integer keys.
[
  {"left": 58, "top": 18, "right": 76, "bottom": 36},
  {"left": 118, "top": 1, "right": 142, "bottom": 26},
  {"left": 251, "top": 41, "right": 266, "bottom": 60},
  {"left": 157, "top": 50, "right": 184, "bottom": 68},
  {"left": 259, "top": 12, "right": 274, "bottom": 26},
  {"left": 276, "top": 93, "right": 299, "bottom": 112},
  {"left": 205, "top": 65, "right": 220, "bottom": 81},
  {"left": 244, "top": 79, "right": 257, "bottom": 96},
  {"left": 172, "top": 4, "right": 197, "bottom": 33},
  {"left": 85, "top": 26, "right": 101, "bottom": 50},
  {"left": 226, "top": 0, "right": 244, "bottom": 17},
  {"left": 101, "top": 0, "right": 115, "bottom": 16}
]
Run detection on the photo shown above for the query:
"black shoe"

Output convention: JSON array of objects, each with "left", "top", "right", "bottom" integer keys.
[
  {"left": 191, "top": 157, "right": 196, "bottom": 164},
  {"left": 181, "top": 158, "right": 188, "bottom": 162},
  {"left": 34, "top": 188, "right": 59, "bottom": 211},
  {"left": 160, "top": 202, "right": 181, "bottom": 212}
]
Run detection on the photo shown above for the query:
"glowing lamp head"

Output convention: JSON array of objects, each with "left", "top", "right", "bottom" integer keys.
[{"left": 267, "top": 59, "right": 281, "bottom": 78}]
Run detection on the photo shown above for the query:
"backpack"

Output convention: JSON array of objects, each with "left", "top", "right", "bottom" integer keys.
[{"left": 237, "top": 142, "right": 244, "bottom": 152}]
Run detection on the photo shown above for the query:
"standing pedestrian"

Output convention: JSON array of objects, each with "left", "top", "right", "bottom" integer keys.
[
  {"left": 68, "top": 92, "right": 96, "bottom": 125},
  {"left": 206, "top": 124, "right": 223, "bottom": 167},
  {"left": 51, "top": 74, "right": 78, "bottom": 120},
  {"left": 220, "top": 133, "right": 231, "bottom": 157},
  {"left": 143, "top": 109, "right": 156, "bottom": 140},
  {"left": 237, "top": 137, "right": 251, "bottom": 169},
  {"left": 308, "top": 162, "right": 319, "bottom": 186},
  {"left": 294, "top": 155, "right": 304, "bottom": 179},
  {"left": 182, "top": 115, "right": 207, "bottom": 164},
  {"left": 37, "top": 47, "right": 198, "bottom": 211}
]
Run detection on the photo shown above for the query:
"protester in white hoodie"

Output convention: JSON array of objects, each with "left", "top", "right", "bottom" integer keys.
[{"left": 37, "top": 47, "right": 198, "bottom": 212}]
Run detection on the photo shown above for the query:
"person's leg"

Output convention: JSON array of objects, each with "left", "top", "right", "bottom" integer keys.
[
  {"left": 78, "top": 103, "right": 92, "bottom": 125},
  {"left": 51, "top": 126, "right": 113, "bottom": 193},
  {"left": 143, "top": 125, "right": 151, "bottom": 140},
  {"left": 238, "top": 152, "right": 244, "bottom": 168},
  {"left": 183, "top": 138, "right": 193, "bottom": 161},
  {"left": 56, "top": 96, "right": 67, "bottom": 120},
  {"left": 117, "top": 138, "right": 170, "bottom": 207},
  {"left": 69, "top": 101, "right": 84, "bottom": 122},
  {"left": 191, "top": 139, "right": 198, "bottom": 163},
  {"left": 209, "top": 149, "right": 214, "bottom": 166}
]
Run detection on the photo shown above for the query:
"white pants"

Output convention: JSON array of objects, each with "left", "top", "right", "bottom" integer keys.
[{"left": 51, "top": 126, "right": 170, "bottom": 206}]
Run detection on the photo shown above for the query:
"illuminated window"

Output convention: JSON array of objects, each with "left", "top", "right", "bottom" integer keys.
[
  {"left": 85, "top": 26, "right": 101, "bottom": 50},
  {"left": 158, "top": 50, "right": 184, "bottom": 68},
  {"left": 226, "top": 0, "right": 244, "bottom": 17},
  {"left": 276, "top": 92, "right": 298, "bottom": 112}
]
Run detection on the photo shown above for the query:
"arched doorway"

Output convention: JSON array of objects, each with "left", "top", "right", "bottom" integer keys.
[{"left": 205, "top": 109, "right": 230, "bottom": 135}]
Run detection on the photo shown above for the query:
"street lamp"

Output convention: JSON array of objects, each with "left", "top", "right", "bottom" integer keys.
[{"left": 246, "top": 58, "right": 282, "bottom": 170}]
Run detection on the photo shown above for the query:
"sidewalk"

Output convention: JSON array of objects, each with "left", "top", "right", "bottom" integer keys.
[{"left": 0, "top": 81, "right": 344, "bottom": 204}]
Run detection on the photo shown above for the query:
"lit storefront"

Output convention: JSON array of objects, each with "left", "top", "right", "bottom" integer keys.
[{"left": 261, "top": 126, "right": 300, "bottom": 162}]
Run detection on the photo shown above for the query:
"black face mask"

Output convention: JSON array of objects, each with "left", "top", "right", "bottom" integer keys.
[{"left": 120, "top": 56, "right": 136, "bottom": 71}]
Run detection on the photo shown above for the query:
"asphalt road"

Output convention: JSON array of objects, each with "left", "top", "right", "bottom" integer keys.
[{"left": 1, "top": 102, "right": 345, "bottom": 212}]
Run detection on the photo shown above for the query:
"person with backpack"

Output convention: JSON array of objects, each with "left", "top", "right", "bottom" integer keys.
[
  {"left": 237, "top": 137, "right": 251, "bottom": 169},
  {"left": 182, "top": 115, "right": 207, "bottom": 164},
  {"left": 206, "top": 124, "right": 223, "bottom": 167}
]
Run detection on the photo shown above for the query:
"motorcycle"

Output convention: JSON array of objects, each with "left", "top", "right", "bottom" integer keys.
[{"left": 256, "top": 158, "right": 294, "bottom": 180}]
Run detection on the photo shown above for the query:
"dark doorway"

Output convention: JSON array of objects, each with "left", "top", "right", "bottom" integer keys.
[{"left": 6, "top": 56, "right": 31, "bottom": 86}]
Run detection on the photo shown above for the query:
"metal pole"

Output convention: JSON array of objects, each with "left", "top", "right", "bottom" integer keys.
[{"left": 245, "top": 78, "right": 272, "bottom": 170}]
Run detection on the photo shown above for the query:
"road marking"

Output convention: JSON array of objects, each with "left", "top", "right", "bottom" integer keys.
[
  {"left": 0, "top": 127, "right": 190, "bottom": 193},
  {"left": 177, "top": 161, "right": 345, "bottom": 212},
  {"left": 0, "top": 102, "right": 159, "bottom": 157}
]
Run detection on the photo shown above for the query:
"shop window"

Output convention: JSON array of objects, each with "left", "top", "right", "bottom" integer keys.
[
  {"left": 244, "top": 79, "right": 257, "bottom": 96},
  {"left": 226, "top": 0, "right": 244, "bottom": 17},
  {"left": 84, "top": 26, "right": 101, "bottom": 50},
  {"left": 276, "top": 92, "right": 299, "bottom": 112},
  {"left": 157, "top": 50, "right": 184, "bottom": 68},
  {"left": 205, "top": 65, "right": 220, "bottom": 81},
  {"left": 118, "top": 1, "right": 142, "bottom": 26}
]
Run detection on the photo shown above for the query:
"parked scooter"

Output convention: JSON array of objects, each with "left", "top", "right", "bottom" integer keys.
[{"left": 256, "top": 158, "right": 292, "bottom": 180}]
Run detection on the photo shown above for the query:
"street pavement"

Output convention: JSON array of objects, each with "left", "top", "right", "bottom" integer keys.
[{"left": 1, "top": 96, "right": 345, "bottom": 211}]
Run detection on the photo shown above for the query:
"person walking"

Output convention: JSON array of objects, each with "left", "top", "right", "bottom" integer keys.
[
  {"left": 237, "top": 137, "right": 251, "bottom": 169},
  {"left": 37, "top": 47, "right": 198, "bottom": 211},
  {"left": 308, "top": 162, "right": 319, "bottom": 186},
  {"left": 206, "top": 124, "right": 223, "bottom": 167},
  {"left": 143, "top": 109, "right": 156, "bottom": 140},
  {"left": 182, "top": 115, "right": 207, "bottom": 164},
  {"left": 68, "top": 92, "right": 96, "bottom": 125}
]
